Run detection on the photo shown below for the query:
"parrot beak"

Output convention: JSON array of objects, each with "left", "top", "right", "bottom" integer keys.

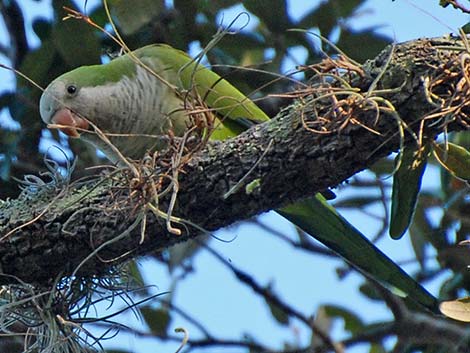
[{"left": 50, "top": 108, "right": 90, "bottom": 138}]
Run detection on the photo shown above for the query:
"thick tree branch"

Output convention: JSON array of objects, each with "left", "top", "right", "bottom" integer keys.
[{"left": 0, "top": 36, "right": 469, "bottom": 285}]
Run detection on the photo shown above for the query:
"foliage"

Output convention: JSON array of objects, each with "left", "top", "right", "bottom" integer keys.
[{"left": 1, "top": 1, "right": 470, "bottom": 353}]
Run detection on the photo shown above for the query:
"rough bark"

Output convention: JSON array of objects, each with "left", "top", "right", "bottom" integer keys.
[{"left": 1, "top": 36, "right": 469, "bottom": 285}]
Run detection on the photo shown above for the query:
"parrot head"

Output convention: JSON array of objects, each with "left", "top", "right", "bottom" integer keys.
[
  {"left": 39, "top": 71, "right": 92, "bottom": 139},
  {"left": 39, "top": 60, "right": 137, "bottom": 140},
  {"left": 38, "top": 57, "right": 186, "bottom": 163}
]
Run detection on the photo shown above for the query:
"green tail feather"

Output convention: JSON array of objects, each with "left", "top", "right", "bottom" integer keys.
[{"left": 278, "top": 195, "right": 438, "bottom": 312}]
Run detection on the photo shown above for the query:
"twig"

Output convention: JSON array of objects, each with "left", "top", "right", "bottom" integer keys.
[{"left": 203, "top": 244, "right": 344, "bottom": 353}]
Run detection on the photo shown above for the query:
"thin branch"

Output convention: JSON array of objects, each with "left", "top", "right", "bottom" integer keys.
[
  {"left": 203, "top": 244, "right": 343, "bottom": 353},
  {"left": 249, "top": 219, "right": 337, "bottom": 257}
]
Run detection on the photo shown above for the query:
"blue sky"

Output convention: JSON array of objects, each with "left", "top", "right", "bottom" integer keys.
[{"left": 0, "top": 1, "right": 469, "bottom": 353}]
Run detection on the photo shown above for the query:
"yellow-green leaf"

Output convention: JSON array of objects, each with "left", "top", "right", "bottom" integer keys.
[
  {"left": 440, "top": 297, "right": 470, "bottom": 322},
  {"left": 433, "top": 142, "right": 470, "bottom": 180}
]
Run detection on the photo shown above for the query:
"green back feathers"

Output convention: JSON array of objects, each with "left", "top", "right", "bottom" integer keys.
[
  {"left": 58, "top": 44, "right": 269, "bottom": 139},
  {"left": 58, "top": 54, "right": 137, "bottom": 87}
]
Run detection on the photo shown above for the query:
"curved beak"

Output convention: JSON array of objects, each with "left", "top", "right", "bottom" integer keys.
[
  {"left": 49, "top": 108, "right": 90, "bottom": 138},
  {"left": 39, "top": 87, "right": 56, "bottom": 125}
]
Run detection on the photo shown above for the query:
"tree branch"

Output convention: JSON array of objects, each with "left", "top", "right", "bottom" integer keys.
[
  {"left": 0, "top": 36, "right": 469, "bottom": 285},
  {"left": 0, "top": 0, "right": 28, "bottom": 68}
]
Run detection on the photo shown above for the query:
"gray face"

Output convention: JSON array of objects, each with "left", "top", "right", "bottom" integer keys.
[
  {"left": 40, "top": 80, "right": 74, "bottom": 124},
  {"left": 39, "top": 79, "right": 91, "bottom": 139}
]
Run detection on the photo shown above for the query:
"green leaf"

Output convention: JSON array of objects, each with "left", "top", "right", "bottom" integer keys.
[
  {"left": 335, "top": 0, "right": 367, "bottom": 17},
  {"left": 334, "top": 195, "right": 382, "bottom": 208},
  {"left": 265, "top": 283, "right": 289, "bottom": 325},
  {"left": 18, "top": 40, "right": 56, "bottom": 83},
  {"left": 298, "top": 2, "right": 336, "bottom": 38},
  {"left": 322, "top": 305, "right": 364, "bottom": 334},
  {"left": 359, "top": 282, "right": 382, "bottom": 301},
  {"left": 440, "top": 297, "right": 470, "bottom": 322},
  {"left": 278, "top": 196, "right": 438, "bottom": 312},
  {"left": 433, "top": 142, "right": 470, "bottom": 180},
  {"left": 390, "top": 144, "right": 429, "bottom": 239},
  {"left": 51, "top": 6, "right": 101, "bottom": 68},
  {"left": 267, "top": 302, "right": 289, "bottom": 325},
  {"left": 140, "top": 306, "right": 171, "bottom": 335},
  {"left": 298, "top": 0, "right": 365, "bottom": 37},
  {"left": 243, "top": 0, "right": 291, "bottom": 34},
  {"left": 126, "top": 260, "right": 147, "bottom": 289},
  {"left": 0, "top": 129, "right": 20, "bottom": 154},
  {"left": 369, "top": 343, "right": 387, "bottom": 353},
  {"left": 336, "top": 29, "right": 391, "bottom": 63},
  {"left": 439, "top": 273, "right": 463, "bottom": 299},
  {"left": 215, "top": 33, "right": 266, "bottom": 62},
  {"left": 369, "top": 157, "right": 394, "bottom": 176},
  {"left": 0, "top": 93, "right": 13, "bottom": 111},
  {"left": 32, "top": 18, "right": 52, "bottom": 41},
  {"left": 108, "top": 0, "right": 164, "bottom": 35},
  {"left": 408, "top": 199, "right": 434, "bottom": 268}
]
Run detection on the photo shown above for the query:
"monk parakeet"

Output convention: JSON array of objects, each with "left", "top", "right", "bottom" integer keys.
[
  {"left": 39, "top": 45, "right": 266, "bottom": 164},
  {"left": 39, "top": 44, "right": 438, "bottom": 311}
]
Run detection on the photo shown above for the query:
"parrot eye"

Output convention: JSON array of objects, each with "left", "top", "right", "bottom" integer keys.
[{"left": 66, "top": 84, "right": 78, "bottom": 96}]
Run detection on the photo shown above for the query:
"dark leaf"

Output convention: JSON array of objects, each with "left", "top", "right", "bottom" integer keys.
[
  {"left": 107, "top": 0, "right": 164, "bottom": 35},
  {"left": 359, "top": 282, "right": 382, "bottom": 301},
  {"left": 323, "top": 304, "right": 364, "bottom": 334},
  {"left": 369, "top": 343, "right": 387, "bottom": 353},
  {"left": 0, "top": 93, "right": 13, "bottom": 111},
  {"left": 462, "top": 23, "right": 470, "bottom": 34},
  {"left": 390, "top": 143, "right": 429, "bottom": 239},
  {"left": 369, "top": 157, "right": 394, "bottom": 176},
  {"left": 51, "top": 5, "right": 101, "bottom": 68},
  {"left": 243, "top": 0, "right": 291, "bottom": 34},
  {"left": 336, "top": 28, "right": 391, "bottom": 63},
  {"left": 18, "top": 40, "right": 56, "bottom": 84},
  {"left": 298, "top": 2, "right": 337, "bottom": 37},
  {"left": 265, "top": 283, "right": 289, "bottom": 325},
  {"left": 32, "top": 18, "right": 52, "bottom": 41},
  {"left": 334, "top": 195, "right": 382, "bottom": 208},
  {"left": 408, "top": 203, "right": 431, "bottom": 268},
  {"left": 298, "top": 0, "right": 364, "bottom": 37},
  {"left": 140, "top": 306, "right": 171, "bottom": 335}
]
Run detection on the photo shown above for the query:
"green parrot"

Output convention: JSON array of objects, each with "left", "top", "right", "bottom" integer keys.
[{"left": 39, "top": 44, "right": 438, "bottom": 311}]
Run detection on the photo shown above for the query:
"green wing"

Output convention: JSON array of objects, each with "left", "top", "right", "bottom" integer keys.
[
  {"left": 137, "top": 44, "right": 438, "bottom": 311},
  {"left": 136, "top": 44, "right": 269, "bottom": 139}
]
